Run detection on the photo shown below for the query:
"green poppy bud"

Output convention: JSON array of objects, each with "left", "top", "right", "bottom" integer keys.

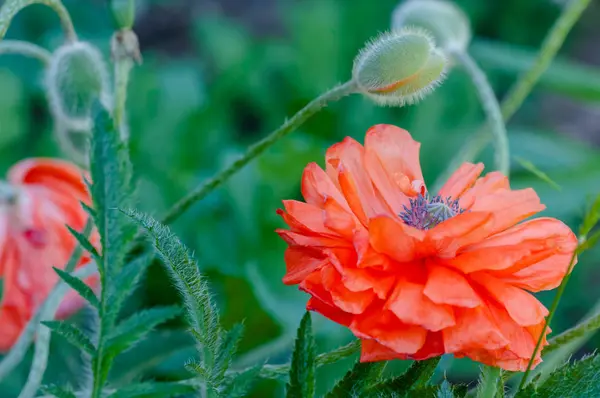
[
  {"left": 353, "top": 29, "right": 446, "bottom": 106},
  {"left": 392, "top": 0, "right": 471, "bottom": 53},
  {"left": 111, "top": 0, "right": 136, "bottom": 29},
  {"left": 45, "top": 41, "right": 111, "bottom": 130}
]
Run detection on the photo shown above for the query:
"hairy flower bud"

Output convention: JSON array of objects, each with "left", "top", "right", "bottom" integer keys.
[
  {"left": 353, "top": 29, "right": 446, "bottom": 106},
  {"left": 111, "top": 0, "right": 136, "bottom": 29},
  {"left": 45, "top": 41, "right": 111, "bottom": 131},
  {"left": 392, "top": 0, "right": 471, "bottom": 53}
]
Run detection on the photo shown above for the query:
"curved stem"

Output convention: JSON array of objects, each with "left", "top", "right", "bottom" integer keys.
[
  {"left": 518, "top": 248, "right": 578, "bottom": 391},
  {"left": 452, "top": 50, "right": 509, "bottom": 176},
  {"left": 160, "top": 80, "right": 359, "bottom": 225},
  {"left": 0, "top": 0, "right": 77, "bottom": 42},
  {"left": 432, "top": 0, "right": 592, "bottom": 191},
  {"left": 477, "top": 366, "right": 501, "bottom": 398},
  {"left": 544, "top": 303, "right": 600, "bottom": 357},
  {"left": 0, "top": 40, "right": 51, "bottom": 64}
]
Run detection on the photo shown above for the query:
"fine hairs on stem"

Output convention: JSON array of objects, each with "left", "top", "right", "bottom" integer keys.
[
  {"left": 0, "top": 40, "right": 51, "bottom": 64},
  {"left": 0, "top": 0, "right": 77, "bottom": 42},
  {"left": 432, "top": 0, "right": 593, "bottom": 190},
  {"left": 451, "top": 49, "right": 509, "bottom": 176}
]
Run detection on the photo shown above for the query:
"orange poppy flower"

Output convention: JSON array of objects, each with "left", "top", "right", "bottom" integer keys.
[
  {"left": 277, "top": 125, "right": 577, "bottom": 371},
  {"left": 0, "top": 158, "right": 95, "bottom": 351}
]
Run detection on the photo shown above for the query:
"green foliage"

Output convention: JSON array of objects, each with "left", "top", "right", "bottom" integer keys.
[
  {"left": 39, "top": 385, "right": 77, "bottom": 398},
  {"left": 66, "top": 225, "right": 101, "bottom": 260},
  {"left": 326, "top": 361, "right": 386, "bottom": 397},
  {"left": 53, "top": 266, "right": 100, "bottom": 310},
  {"left": 517, "top": 354, "right": 600, "bottom": 397},
  {"left": 222, "top": 363, "right": 263, "bottom": 397},
  {"left": 213, "top": 322, "right": 244, "bottom": 380},
  {"left": 286, "top": 312, "right": 316, "bottom": 398},
  {"left": 514, "top": 157, "right": 561, "bottom": 191},
  {"left": 366, "top": 358, "right": 441, "bottom": 396},
  {"left": 107, "top": 381, "right": 196, "bottom": 398},
  {"left": 579, "top": 193, "right": 600, "bottom": 238},
  {"left": 106, "top": 306, "right": 182, "bottom": 356},
  {"left": 41, "top": 321, "right": 96, "bottom": 356}
]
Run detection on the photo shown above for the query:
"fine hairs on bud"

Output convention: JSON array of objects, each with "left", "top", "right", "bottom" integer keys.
[
  {"left": 392, "top": 0, "right": 471, "bottom": 54},
  {"left": 353, "top": 28, "right": 447, "bottom": 107},
  {"left": 45, "top": 41, "right": 112, "bottom": 131}
]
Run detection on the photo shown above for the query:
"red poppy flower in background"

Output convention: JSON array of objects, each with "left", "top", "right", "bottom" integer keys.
[
  {"left": 0, "top": 158, "right": 95, "bottom": 351},
  {"left": 277, "top": 124, "right": 577, "bottom": 371}
]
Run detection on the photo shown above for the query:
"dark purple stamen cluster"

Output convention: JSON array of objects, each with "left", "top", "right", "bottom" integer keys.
[{"left": 399, "top": 194, "right": 464, "bottom": 230}]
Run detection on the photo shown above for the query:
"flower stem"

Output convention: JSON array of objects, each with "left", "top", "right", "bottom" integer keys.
[
  {"left": 433, "top": 0, "right": 592, "bottom": 191},
  {"left": 544, "top": 310, "right": 600, "bottom": 356},
  {"left": 160, "top": 80, "right": 358, "bottom": 226},
  {"left": 518, "top": 248, "right": 578, "bottom": 391},
  {"left": 477, "top": 366, "right": 501, "bottom": 398},
  {"left": 0, "top": 40, "right": 51, "bottom": 64},
  {"left": 0, "top": 0, "right": 77, "bottom": 42},
  {"left": 452, "top": 50, "right": 509, "bottom": 176}
]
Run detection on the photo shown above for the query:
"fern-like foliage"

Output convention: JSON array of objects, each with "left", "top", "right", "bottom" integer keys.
[
  {"left": 286, "top": 312, "right": 316, "bottom": 398},
  {"left": 326, "top": 360, "right": 386, "bottom": 397},
  {"left": 125, "top": 209, "right": 260, "bottom": 397},
  {"left": 366, "top": 357, "right": 441, "bottom": 396}
]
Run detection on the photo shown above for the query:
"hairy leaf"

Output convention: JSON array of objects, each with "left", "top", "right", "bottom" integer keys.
[
  {"left": 326, "top": 360, "right": 386, "bottom": 398},
  {"left": 40, "top": 385, "right": 77, "bottom": 398},
  {"left": 53, "top": 267, "right": 99, "bottom": 310},
  {"left": 437, "top": 380, "right": 454, "bottom": 398},
  {"left": 107, "top": 381, "right": 196, "bottom": 398},
  {"left": 41, "top": 321, "right": 95, "bottom": 355},
  {"left": 517, "top": 354, "right": 600, "bottom": 397},
  {"left": 223, "top": 363, "right": 263, "bottom": 398},
  {"left": 106, "top": 306, "right": 181, "bottom": 355},
  {"left": 367, "top": 357, "right": 441, "bottom": 396},
  {"left": 123, "top": 209, "right": 221, "bottom": 366},
  {"left": 287, "top": 312, "right": 316, "bottom": 398},
  {"left": 214, "top": 323, "right": 244, "bottom": 380}
]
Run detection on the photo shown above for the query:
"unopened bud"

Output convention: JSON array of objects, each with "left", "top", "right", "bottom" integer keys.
[
  {"left": 392, "top": 0, "right": 471, "bottom": 53},
  {"left": 45, "top": 41, "right": 111, "bottom": 130},
  {"left": 353, "top": 29, "right": 446, "bottom": 106},
  {"left": 111, "top": 0, "right": 136, "bottom": 29}
]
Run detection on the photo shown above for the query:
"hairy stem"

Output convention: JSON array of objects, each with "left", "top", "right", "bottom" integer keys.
[
  {"left": 545, "top": 308, "right": 600, "bottom": 356},
  {"left": 160, "top": 80, "right": 358, "bottom": 225},
  {"left": 0, "top": 40, "right": 51, "bottom": 64},
  {"left": 477, "top": 366, "right": 501, "bottom": 398},
  {"left": 452, "top": 50, "right": 509, "bottom": 176},
  {"left": 433, "top": 0, "right": 592, "bottom": 190},
  {"left": 518, "top": 248, "right": 579, "bottom": 391},
  {"left": 0, "top": 0, "right": 77, "bottom": 42}
]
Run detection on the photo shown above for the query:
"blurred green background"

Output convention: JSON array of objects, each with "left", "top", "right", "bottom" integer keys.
[{"left": 1, "top": 0, "right": 600, "bottom": 396}]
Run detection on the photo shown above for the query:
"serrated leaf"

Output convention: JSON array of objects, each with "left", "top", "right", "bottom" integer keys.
[
  {"left": 580, "top": 193, "right": 600, "bottom": 238},
  {"left": 81, "top": 200, "right": 96, "bottom": 219},
  {"left": 106, "top": 306, "right": 181, "bottom": 355},
  {"left": 517, "top": 354, "right": 600, "bottom": 398},
  {"left": 214, "top": 323, "right": 244, "bottom": 380},
  {"left": 42, "top": 320, "right": 95, "bottom": 355},
  {"left": 107, "top": 381, "right": 196, "bottom": 398},
  {"left": 287, "top": 312, "right": 316, "bottom": 398},
  {"left": 223, "top": 363, "right": 263, "bottom": 398},
  {"left": 123, "top": 209, "right": 221, "bottom": 366},
  {"left": 367, "top": 357, "right": 441, "bottom": 396},
  {"left": 90, "top": 104, "right": 135, "bottom": 280},
  {"left": 67, "top": 224, "right": 100, "bottom": 259},
  {"left": 437, "top": 380, "right": 455, "bottom": 398},
  {"left": 53, "top": 266, "right": 100, "bottom": 310},
  {"left": 105, "top": 254, "right": 153, "bottom": 328},
  {"left": 326, "top": 360, "right": 386, "bottom": 398},
  {"left": 40, "top": 384, "right": 77, "bottom": 398}
]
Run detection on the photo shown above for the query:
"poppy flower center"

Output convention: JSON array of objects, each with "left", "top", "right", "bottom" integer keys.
[{"left": 399, "top": 194, "right": 464, "bottom": 230}]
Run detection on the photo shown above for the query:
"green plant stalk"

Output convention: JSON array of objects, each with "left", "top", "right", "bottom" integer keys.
[
  {"left": 545, "top": 308, "right": 600, "bottom": 356},
  {"left": 452, "top": 50, "right": 509, "bottom": 176},
  {"left": 160, "top": 80, "right": 358, "bottom": 226},
  {"left": 256, "top": 339, "right": 361, "bottom": 379},
  {"left": 0, "top": 0, "right": 77, "bottom": 42},
  {"left": 478, "top": 367, "right": 501, "bottom": 398},
  {"left": 433, "top": 0, "right": 592, "bottom": 190},
  {"left": 518, "top": 248, "right": 579, "bottom": 391},
  {"left": 0, "top": 40, "right": 51, "bottom": 64},
  {"left": 113, "top": 57, "right": 133, "bottom": 134}
]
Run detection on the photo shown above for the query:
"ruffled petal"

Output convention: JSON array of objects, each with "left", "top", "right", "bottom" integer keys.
[
  {"left": 386, "top": 280, "right": 455, "bottom": 331},
  {"left": 424, "top": 263, "right": 482, "bottom": 308},
  {"left": 307, "top": 297, "right": 353, "bottom": 327},
  {"left": 282, "top": 246, "right": 327, "bottom": 285},
  {"left": 438, "top": 162, "right": 484, "bottom": 199},
  {"left": 426, "top": 211, "right": 493, "bottom": 256},
  {"left": 301, "top": 162, "right": 349, "bottom": 210},
  {"left": 321, "top": 266, "right": 376, "bottom": 314},
  {"left": 459, "top": 171, "right": 509, "bottom": 209},
  {"left": 278, "top": 200, "right": 331, "bottom": 235},
  {"left": 323, "top": 197, "right": 357, "bottom": 239},
  {"left": 360, "top": 339, "right": 402, "bottom": 362},
  {"left": 369, "top": 216, "right": 425, "bottom": 263},
  {"left": 443, "top": 306, "right": 509, "bottom": 353}
]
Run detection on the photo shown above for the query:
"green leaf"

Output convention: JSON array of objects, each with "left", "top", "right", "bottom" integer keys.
[
  {"left": 106, "top": 306, "right": 181, "bottom": 355},
  {"left": 66, "top": 224, "right": 100, "bottom": 259},
  {"left": 41, "top": 320, "right": 95, "bottom": 356},
  {"left": 514, "top": 157, "right": 561, "bottom": 191},
  {"left": 90, "top": 104, "right": 135, "bottom": 280},
  {"left": 39, "top": 385, "right": 77, "bottom": 398},
  {"left": 437, "top": 380, "right": 455, "bottom": 398},
  {"left": 223, "top": 363, "right": 263, "bottom": 398},
  {"left": 105, "top": 254, "right": 153, "bottom": 328},
  {"left": 53, "top": 266, "right": 100, "bottom": 310},
  {"left": 123, "top": 209, "right": 221, "bottom": 365},
  {"left": 367, "top": 358, "right": 441, "bottom": 395},
  {"left": 107, "top": 381, "right": 196, "bottom": 398},
  {"left": 326, "top": 360, "right": 386, "bottom": 398},
  {"left": 214, "top": 323, "right": 244, "bottom": 380},
  {"left": 286, "top": 312, "right": 316, "bottom": 398},
  {"left": 579, "top": 193, "right": 600, "bottom": 238},
  {"left": 517, "top": 354, "right": 600, "bottom": 397}
]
